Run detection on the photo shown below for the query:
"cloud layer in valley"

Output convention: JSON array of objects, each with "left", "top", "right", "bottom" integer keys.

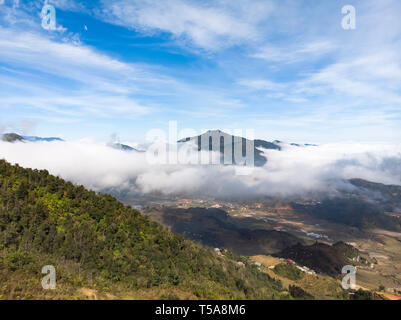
[{"left": 0, "top": 140, "right": 400, "bottom": 200}]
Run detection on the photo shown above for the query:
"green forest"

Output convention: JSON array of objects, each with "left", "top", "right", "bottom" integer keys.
[{"left": 0, "top": 159, "right": 290, "bottom": 300}]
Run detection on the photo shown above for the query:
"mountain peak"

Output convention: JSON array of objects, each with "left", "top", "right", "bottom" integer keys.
[
  {"left": 1, "top": 133, "right": 64, "bottom": 143},
  {"left": 1, "top": 133, "right": 24, "bottom": 143}
]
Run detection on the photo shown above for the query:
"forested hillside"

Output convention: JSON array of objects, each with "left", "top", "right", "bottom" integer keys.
[{"left": 0, "top": 159, "right": 285, "bottom": 300}]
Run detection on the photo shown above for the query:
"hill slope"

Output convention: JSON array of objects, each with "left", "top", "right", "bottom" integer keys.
[
  {"left": 0, "top": 159, "right": 286, "bottom": 300},
  {"left": 147, "top": 207, "right": 302, "bottom": 255},
  {"left": 277, "top": 242, "right": 359, "bottom": 277}
]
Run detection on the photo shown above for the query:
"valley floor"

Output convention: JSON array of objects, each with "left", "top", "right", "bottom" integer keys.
[{"left": 140, "top": 198, "right": 401, "bottom": 298}]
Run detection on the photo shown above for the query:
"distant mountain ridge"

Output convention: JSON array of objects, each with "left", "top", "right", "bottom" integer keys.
[
  {"left": 1, "top": 133, "right": 63, "bottom": 142},
  {"left": 108, "top": 142, "right": 144, "bottom": 152},
  {"left": 178, "top": 130, "right": 276, "bottom": 167},
  {"left": 178, "top": 130, "right": 319, "bottom": 167},
  {"left": 1, "top": 133, "right": 24, "bottom": 142},
  {"left": 254, "top": 139, "right": 281, "bottom": 151},
  {"left": 1, "top": 132, "right": 148, "bottom": 154}
]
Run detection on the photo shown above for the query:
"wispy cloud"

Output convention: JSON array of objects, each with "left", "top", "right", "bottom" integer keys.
[
  {"left": 1, "top": 0, "right": 401, "bottom": 143},
  {"left": 251, "top": 40, "right": 336, "bottom": 64},
  {"left": 0, "top": 26, "right": 159, "bottom": 120},
  {"left": 299, "top": 52, "right": 401, "bottom": 105},
  {"left": 97, "top": 0, "right": 274, "bottom": 50}
]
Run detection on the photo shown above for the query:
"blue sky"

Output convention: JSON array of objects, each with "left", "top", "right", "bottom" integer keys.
[{"left": 0, "top": 0, "right": 401, "bottom": 143}]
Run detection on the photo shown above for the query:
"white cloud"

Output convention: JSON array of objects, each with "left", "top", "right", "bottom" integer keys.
[
  {"left": 299, "top": 52, "right": 401, "bottom": 105},
  {"left": 0, "top": 27, "right": 177, "bottom": 119},
  {"left": 0, "top": 24, "right": 260, "bottom": 126},
  {"left": 238, "top": 0, "right": 401, "bottom": 140},
  {"left": 98, "top": 0, "right": 274, "bottom": 50},
  {"left": 0, "top": 139, "right": 400, "bottom": 199},
  {"left": 46, "top": 0, "right": 86, "bottom": 12},
  {"left": 237, "top": 79, "right": 286, "bottom": 92},
  {"left": 251, "top": 40, "right": 336, "bottom": 63},
  {"left": 2, "top": 0, "right": 401, "bottom": 144}
]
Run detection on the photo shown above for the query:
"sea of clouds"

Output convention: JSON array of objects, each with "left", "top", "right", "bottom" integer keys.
[{"left": 0, "top": 139, "right": 400, "bottom": 199}]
